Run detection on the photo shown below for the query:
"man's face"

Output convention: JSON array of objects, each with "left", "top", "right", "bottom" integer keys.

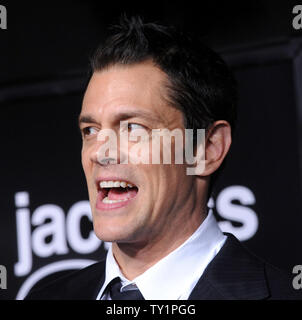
[{"left": 80, "top": 61, "right": 198, "bottom": 245}]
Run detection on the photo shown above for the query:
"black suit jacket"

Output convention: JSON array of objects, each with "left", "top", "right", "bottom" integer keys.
[{"left": 25, "top": 233, "right": 302, "bottom": 300}]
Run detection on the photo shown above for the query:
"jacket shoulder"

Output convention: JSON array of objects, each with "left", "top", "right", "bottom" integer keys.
[
  {"left": 264, "top": 262, "right": 302, "bottom": 300},
  {"left": 25, "top": 260, "right": 106, "bottom": 300},
  {"left": 190, "top": 233, "right": 302, "bottom": 300},
  {"left": 221, "top": 233, "right": 302, "bottom": 300}
]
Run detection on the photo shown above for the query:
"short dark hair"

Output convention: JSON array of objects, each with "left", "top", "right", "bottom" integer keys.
[{"left": 91, "top": 15, "right": 237, "bottom": 196}]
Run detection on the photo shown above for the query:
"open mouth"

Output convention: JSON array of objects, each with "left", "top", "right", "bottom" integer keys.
[{"left": 96, "top": 179, "right": 139, "bottom": 210}]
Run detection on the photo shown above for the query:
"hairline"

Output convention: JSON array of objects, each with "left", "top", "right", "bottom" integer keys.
[{"left": 91, "top": 59, "right": 189, "bottom": 130}]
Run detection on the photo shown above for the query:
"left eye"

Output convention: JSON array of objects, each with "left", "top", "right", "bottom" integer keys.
[{"left": 128, "top": 123, "right": 145, "bottom": 131}]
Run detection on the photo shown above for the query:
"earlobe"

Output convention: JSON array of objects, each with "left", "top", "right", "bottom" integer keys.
[{"left": 200, "top": 120, "right": 232, "bottom": 177}]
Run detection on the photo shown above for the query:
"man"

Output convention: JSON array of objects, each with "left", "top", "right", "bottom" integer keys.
[{"left": 26, "top": 15, "right": 301, "bottom": 300}]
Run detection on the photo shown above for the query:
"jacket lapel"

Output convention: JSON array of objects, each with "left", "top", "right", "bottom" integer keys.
[
  {"left": 68, "top": 259, "right": 106, "bottom": 299},
  {"left": 189, "top": 233, "right": 270, "bottom": 300}
]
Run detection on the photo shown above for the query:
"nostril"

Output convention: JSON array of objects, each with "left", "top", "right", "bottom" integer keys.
[{"left": 99, "top": 158, "right": 117, "bottom": 166}]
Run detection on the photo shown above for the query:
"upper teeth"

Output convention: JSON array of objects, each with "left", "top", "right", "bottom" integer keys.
[{"left": 99, "top": 180, "right": 134, "bottom": 188}]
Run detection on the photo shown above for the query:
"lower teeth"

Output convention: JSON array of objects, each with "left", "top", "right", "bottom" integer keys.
[{"left": 102, "top": 196, "right": 130, "bottom": 204}]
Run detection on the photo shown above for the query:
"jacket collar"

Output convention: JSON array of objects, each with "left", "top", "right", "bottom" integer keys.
[{"left": 188, "top": 233, "right": 270, "bottom": 300}]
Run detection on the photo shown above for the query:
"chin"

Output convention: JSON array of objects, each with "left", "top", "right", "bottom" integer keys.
[{"left": 93, "top": 220, "right": 132, "bottom": 243}]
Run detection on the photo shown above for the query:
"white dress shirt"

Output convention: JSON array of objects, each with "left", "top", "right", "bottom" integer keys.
[{"left": 96, "top": 211, "right": 227, "bottom": 300}]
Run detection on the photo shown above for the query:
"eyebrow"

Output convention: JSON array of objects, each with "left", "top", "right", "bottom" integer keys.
[
  {"left": 117, "top": 110, "right": 161, "bottom": 123},
  {"left": 78, "top": 109, "right": 161, "bottom": 128},
  {"left": 78, "top": 114, "right": 98, "bottom": 127}
]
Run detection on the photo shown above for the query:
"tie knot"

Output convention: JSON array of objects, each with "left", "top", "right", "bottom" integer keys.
[{"left": 108, "top": 277, "right": 144, "bottom": 300}]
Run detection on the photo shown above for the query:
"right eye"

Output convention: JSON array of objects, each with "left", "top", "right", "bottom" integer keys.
[{"left": 82, "top": 126, "right": 98, "bottom": 137}]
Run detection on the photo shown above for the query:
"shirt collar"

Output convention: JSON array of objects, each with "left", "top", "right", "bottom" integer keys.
[{"left": 98, "top": 211, "right": 226, "bottom": 300}]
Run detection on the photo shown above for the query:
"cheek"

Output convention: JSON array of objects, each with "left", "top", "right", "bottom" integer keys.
[
  {"left": 81, "top": 149, "right": 94, "bottom": 194},
  {"left": 160, "top": 165, "right": 188, "bottom": 196},
  {"left": 81, "top": 147, "right": 91, "bottom": 173}
]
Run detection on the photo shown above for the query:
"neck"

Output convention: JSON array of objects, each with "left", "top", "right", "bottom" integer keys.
[{"left": 111, "top": 200, "right": 208, "bottom": 280}]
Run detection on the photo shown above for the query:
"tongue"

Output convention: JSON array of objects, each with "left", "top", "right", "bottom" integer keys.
[{"left": 108, "top": 187, "right": 138, "bottom": 200}]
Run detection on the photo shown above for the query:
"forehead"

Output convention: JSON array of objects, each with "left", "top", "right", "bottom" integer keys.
[{"left": 81, "top": 61, "right": 183, "bottom": 126}]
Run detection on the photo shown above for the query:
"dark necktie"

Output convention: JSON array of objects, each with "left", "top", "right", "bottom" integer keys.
[{"left": 108, "top": 277, "right": 145, "bottom": 300}]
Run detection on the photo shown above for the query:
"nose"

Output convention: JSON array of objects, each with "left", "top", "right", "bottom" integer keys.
[{"left": 89, "top": 128, "right": 120, "bottom": 166}]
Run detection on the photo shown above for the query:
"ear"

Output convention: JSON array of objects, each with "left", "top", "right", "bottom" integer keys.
[{"left": 200, "top": 120, "right": 232, "bottom": 177}]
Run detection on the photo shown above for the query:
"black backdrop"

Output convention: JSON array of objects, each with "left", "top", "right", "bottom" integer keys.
[{"left": 0, "top": 1, "right": 302, "bottom": 300}]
